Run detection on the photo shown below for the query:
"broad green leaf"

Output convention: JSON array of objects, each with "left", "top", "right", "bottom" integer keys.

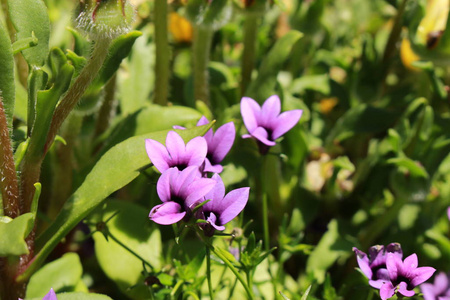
[
  {"left": 246, "top": 30, "right": 303, "bottom": 100},
  {"left": 26, "top": 253, "right": 83, "bottom": 298},
  {"left": 0, "top": 213, "right": 34, "bottom": 256},
  {"left": 8, "top": 0, "right": 50, "bottom": 66},
  {"left": 118, "top": 32, "right": 153, "bottom": 114},
  {"left": 93, "top": 200, "right": 162, "bottom": 299},
  {"left": 0, "top": 21, "right": 15, "bottom": 127},
  {"left": 290, "top": 74, "right": 331, "bottom": 95},
  {"left": 387, "top": 157, "right": 429, "bottom": 178},
  {"left": 27, "top": 293, "right": 112, "bottom": 300},
  {"left": 306, "top": 219, "right": 353, "bottom": 283},
  {"left": 23, "top": 124, "right": 212, "bottom": 282}
]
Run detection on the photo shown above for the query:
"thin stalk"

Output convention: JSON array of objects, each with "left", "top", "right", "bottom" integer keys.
[
  {"left": 94, "top": 74, "right": 117, "bottom": 139},
  {"left": 261, "top": 156, "right": 270, "bottom": 252},
  {"left": 206, "top": 246, "right": 214, "bottom": 300},
  {"left": 108, "top": 231, "right": 154, "bottom": 270},
  {"left": 381, "top": 0, "right": 409, "bottom": 81},
  {"left": 240, "top": 14, "right": 259, "bottom": 96},
  {"left": 44, "top": 36, "right": 112, "bottom": 155},
  {"left": 0, "top": 96, "right": 20, "bottom": 218},
  {"left": 209, "top": 246, "right": 254, "bottom": 300},
  {"left": 154, "top": 0, "right": 170, "bottom": 106},
  {"left": 192, "top": 26, "right": 213, "bottom": 106}
]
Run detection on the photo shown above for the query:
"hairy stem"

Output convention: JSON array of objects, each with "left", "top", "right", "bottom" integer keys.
[
  {"left": 0, "top": 96, "right": 20, "bottom": 218},
  {"left": 94, "top": 74, "right": 117, "bottom": 140},
  {"left": 192, "top": 26, "right": 213, "bottom": 106},
  {"left": 241, "top": 14, "right": 258, "bottom": 96},
  {"left": 154, "top": 0, "right": 170, "bottom": 106}
]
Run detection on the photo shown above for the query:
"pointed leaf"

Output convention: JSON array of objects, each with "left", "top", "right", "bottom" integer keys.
[{"left": 0, "top": 21, "right": 15, "bottom": 128}]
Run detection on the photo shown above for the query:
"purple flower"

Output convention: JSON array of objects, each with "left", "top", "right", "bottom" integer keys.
[
  {"left": 421, "top": 272, "right": 450, "bottom": 300},
  {"left": 196, "top": 116, "right": 235, "bottom": 173},
  {"left": 447, "top": 207, "right": 450, "bottom": 220},
  {"left": 149, "top": 166, "right": 216, "bottom": 225},
  {"left": 353, "top": 243, "right": 403, "bottom": 289},
  {"left": 20, "top": 288, "right": 57, "bottom": 300},
  {"left": 240, "top": 95, "right": 302, "bottom": 154},
  {"left": 145, "top": 131, "right": 207, "bottom": 173},
  {"left": 199, "top": 173, "right": 249, "bottom": 236},
  {"left": 380, "top": 253, "right": 436, "bottom": 300}
]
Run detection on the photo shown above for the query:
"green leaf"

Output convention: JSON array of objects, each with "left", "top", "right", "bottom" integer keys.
[
  {"left": 27, "top": 293, "right": 112, "bottom": 300},
  {"left": 301, "top": 285, "right": 312, "bottom": 300},
  {"left": 26, "top": 253, "right": 83, "bottom": 298},
  {"left": 0, "top": 213, "right": 34, "bottom": 256},
  {"left": 23, "top": 124, "right": 212, "bottom": 282},
  {"left": 27, "top": 67, "right": 48, "bottom": 136},
  {"left": 93, "top": 200, "right": 162, "bottom": 299},
  {"left": 8, "top": 0, "right": 50, "bottom": 66},
  {"left": 12, "top": 34, "right": 39, "bottom": 54},
  {"left": 306, "top": 219, "right": 353, "bottom": 283},
  {"left": 247, "top": 30, "right": 303, "bottom": 100},
  {"left": 387, "top": 157, "right": 429, "bottom": 178},
  {"left": 0, "top": 20, "right": 15, "bottom": 128}
]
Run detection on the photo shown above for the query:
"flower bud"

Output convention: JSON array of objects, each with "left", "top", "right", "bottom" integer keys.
[{"left": 75, "top": 0, "right": 135, "bottom": 39}]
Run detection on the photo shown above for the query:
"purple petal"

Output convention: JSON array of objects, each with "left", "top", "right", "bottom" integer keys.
[
  {"left": 146, "top": 139, "right": 170, "bottom": 173},
  {"left": 43, "top": 289, "right": 57, "bottom": 300},
  {"left": 157, "top": 168, "right": 178, "bottom": 202},
  {"left": 271, "top": 109, "right": 302, "bottom": 140},
  {"left": 386, "top": 243, "right": 403, "bottom": 260},
  {"left": 421, "top": 283, "right": 437, "bottom": 300},
  {"left": 241, "top": 97, "right": 261, "bottom": 133},
  {"left": 149, "top": 202, "right": 186, "bottom": 225},
  {"left": 403, "top": 253, "right": 418, "bottom": 270},
  {"left": 242, "top": 133, "right": 253, "bottom": 139},
  {"left": 208, "top": 122, "right": 235, "bottom": 164},
  {"left": 203, "top": 174, "right": 226, "bottom": 210},
  {"left": 206, "top": 212, "right": 225, "bottom": 231},
  {"left": 447, "top": 207, "right": 450, "bottom": 220},
  {"left": 202, "top": 158, "right": 223, "bottom": 173},
  {"left": 386, "top": 253, "right": 403, "bottom": 282},
  {"left": 434, "top": 272, "right": 450, "bottom": 294},
  {"left": 368, "top": 245, "right": 386, "bottom": 268},
  {"left": 260, "top": 95, "right": 281, "bottom": 126},
  {"left": 173, "top": 166, "right": 201, "bottom": 197},
  {"left": 173, "top": 125, "right": 186, "bottom": 130},
  {"left": 369, "top": 279, "right": 386, "bottom": 289},
  {"left": 166, "top": 131, "right": 186, "bottom": 165},
  {"left": 184, "top": 178, "right": 216, "bottom": 209},
  {"left": 217, "top": 187, "right": 249, "bottom": 225},
  {"left": 353, "top": 247, "right": 373, "bottom": 279},
  {"left": 397, "top": 281, "right": 415, "bottom": 297},
  {"left": 410, "top": 266, "right": 436, "bottom": 287},
  {"left": 196, "top": 116, "right": 209, "bottom": 126},
  {"left": 251, "top": 127, "right": 276, "bottom": 146},
  {"left": 380, "top": 282, "right": 395, "bottom": 300},
  {"left": 185, "top": 136, "right": 207, "bottom": 167}
]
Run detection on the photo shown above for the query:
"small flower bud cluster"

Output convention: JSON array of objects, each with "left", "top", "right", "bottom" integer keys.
[{"left": 146, "top": 118, "right": 249, "bottom": 237}]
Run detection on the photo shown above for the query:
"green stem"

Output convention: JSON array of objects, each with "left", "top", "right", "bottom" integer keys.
[
  {"left": 108, "top": 231, "right": 154, "bottom": 270},
  {"left": 381, "top": 0, "right": 409, "bottom": 80},
  {"left": 261, "top": 156, "right": 270, "bottom": 253},
  {"left": 241, "top": 14, "right": 259, "bottom": 96},
  {"left": 209, "top": 246, "right": 254, "bottom": 300},
  {"left": 154, "top": 0, "right": 170, "bottom": 106},
  {"left": 45, "top": 36, "right": 112, "bottom": 155},
  {"left": 192, "top": 26, "right": 213, "bottom": 106},
  {"left": 0, "top": 96, "right": 19, "bottom": 218},
  {"left": 206, "top": 246, "right": 214, "bottom": 300},
  {"left": 94, "top": 73, "right": 117, "bottom": 140}
]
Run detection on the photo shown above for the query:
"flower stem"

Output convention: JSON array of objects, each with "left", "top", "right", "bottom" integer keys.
[
  {"left": 94, "top": 74, "right": 117, "bottom": 140},
  {"left": 209, "top": 246, "right": 254, "bottom": 300},
  {"left": 206, "top": 246, "right": 214, "bottom": 300},
  {"left": 0, "top": 96, "right": 19, "bottom": 218},
  {"left": 108, "top": 230, "right": 154, "bottom": 270},
  {"left": 154, "top": 0, "right": 170, "bottom": 106},
  {"left": 192, "top": 26, "right": 213, "bottom": 106},
  {"left": 44, "top": 36, "right": 112, "bottom": 155},
  {"left": 241, "top": 14, "right": 259, "bottom": 96}
]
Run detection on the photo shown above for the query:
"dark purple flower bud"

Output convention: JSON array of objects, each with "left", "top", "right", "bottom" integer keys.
[
  {"left": 421, "top": 272, "right": 450, "bottom": 300},
  {"left": 149, "top": 166, "right": 216, "bottom": 225},
  {"left": 145, "top": 131, "right": 207, "bottom": 173},
  {"left": 380, "top": 253, "right": 435, "bottom": 300},
  {"left": 240, "top": 95, "right": 302, "bottom": 154},
  {"left": 198, "top": 174, "right": 249, "bottom": 236},
  {"left": 353, "top": 243, "right": 403, "bottom": 289}
]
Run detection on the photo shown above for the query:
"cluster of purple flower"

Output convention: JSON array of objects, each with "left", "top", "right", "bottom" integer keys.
[
  {"left": 145, "top": 95, "right": 302, "bottom": 235},
  {"left": 145, "top": 116, "right": 249, "bottom": 236},
  {"left": 353, "top": 243, "right": 439, "bottom": 299}
]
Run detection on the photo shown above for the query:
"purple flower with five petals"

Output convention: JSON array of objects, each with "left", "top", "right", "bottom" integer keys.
[
  {"left": 196, "top": 116, "right": 235, "bottom": 173},
  {"left": 353, "top": 243, "right": 403, "bottom": 289},
  {"left": 240, "top": 95, "right": 302, "bottom": 154},
  {"left": 421, "top": 272, "right": 450, "bottom": 300},
  {"left": 380, "top": 253, "right": 435, "bottom": 300},
  {"left": 149, "top": 166, "right": 216, "bottom": 225},
  {"left": 198, "top": 174, "right": 249, "bottom": 236},
  {"left": 145, "top": 131, "right": 207, "bottom": 173}
]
